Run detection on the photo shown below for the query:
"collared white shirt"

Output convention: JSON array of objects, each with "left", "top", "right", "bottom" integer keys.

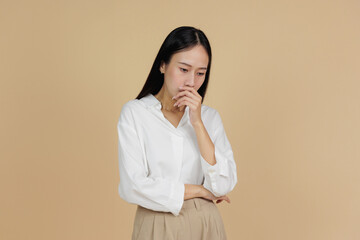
[{"left": 117, "top": 93, "right": 237, "bottom": 216}]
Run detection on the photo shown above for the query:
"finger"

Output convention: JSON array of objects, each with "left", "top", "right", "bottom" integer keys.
[
  {"left": 179, "top": 86, "right": 202, "bottom": 98},
  {"left": 175, "top": 96, "right": 198, "bottom": 107},
  {"left": 175, "top": 88, "right": 201, "bottom": 102},
  {"left": 217, "top": 195, "right": 230, "bottom": 204},
  {"left": 177, "top": 100, "right": 196, "bottom": 109},
  {"left": 178, "top": 86, "right": 201, "bottom": 98}
]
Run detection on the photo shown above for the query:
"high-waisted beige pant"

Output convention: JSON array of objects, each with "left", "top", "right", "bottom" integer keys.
[{"left": 131, "top": 197, "right": 227, "bottom": 240}]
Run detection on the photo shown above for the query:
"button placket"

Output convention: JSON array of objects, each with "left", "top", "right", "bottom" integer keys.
[{"left": 171, "top": 134, "right": 183, "bottom": 181}]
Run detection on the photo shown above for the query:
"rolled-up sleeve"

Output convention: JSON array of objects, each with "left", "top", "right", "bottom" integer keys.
[
  {"left": 117, "top": 104, "right": 185, "bottom": 216},
  {"left": 200, "top": 110, "right": 238, "bottom": 197}
]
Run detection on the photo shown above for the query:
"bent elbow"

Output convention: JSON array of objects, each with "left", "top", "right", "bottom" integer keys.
[
  {"left": 213, "top": 188, "right": 230, "bottom": 197},
  {"left": 213, "top": 178, "right": 238, "bottom": 197},
  {"left": 118, "top": 181, "right": 137, "bottom": 203},
  {"left": 118, "top": 181, "right": 128, "bottom": 201}
]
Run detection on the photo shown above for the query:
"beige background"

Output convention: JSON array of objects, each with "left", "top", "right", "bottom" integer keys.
[{"left": 1, "top": 0, "right": 359, "bottom": 239}]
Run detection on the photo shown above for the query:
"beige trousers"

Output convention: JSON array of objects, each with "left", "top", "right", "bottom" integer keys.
[{"left": 131, "top": 197, "right": 227, "bottom": 240}]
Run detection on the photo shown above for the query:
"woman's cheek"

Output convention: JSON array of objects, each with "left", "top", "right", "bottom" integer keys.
[
  {"left": 195, "top": 79, "right": 205, "bottom": 90},
  {"left": 173, "top": 74, "right": 184, "bottom": 87}
]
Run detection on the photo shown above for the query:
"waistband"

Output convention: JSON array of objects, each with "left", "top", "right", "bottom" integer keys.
[
  {"left": 181, "top": 197, "right": 214, "bottom": 211},
  {"left": 137, "top": 197, "right": 214, "bottom": 213}
]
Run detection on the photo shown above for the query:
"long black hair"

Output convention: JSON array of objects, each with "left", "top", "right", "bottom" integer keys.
[{"left": 135, "top": 26, "right": 212, "bottom": 103}]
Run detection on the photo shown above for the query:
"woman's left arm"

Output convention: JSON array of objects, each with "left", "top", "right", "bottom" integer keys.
[
  {"left": 173, "top": 86, "right": 238, "bottom": 197},
  {"left": 193, "top": 111, "right": 238, "bottom": 197}
]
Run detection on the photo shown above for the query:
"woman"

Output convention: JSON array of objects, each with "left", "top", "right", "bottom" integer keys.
[{"left": 117, "top": 26, "right": 237, "bottom": 240}]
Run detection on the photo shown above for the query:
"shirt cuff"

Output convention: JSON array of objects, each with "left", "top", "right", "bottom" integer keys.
[
  {"left": 200, "top": 145, "right": 230, "bottom": 177},
  {"left": 167, "top": 182, "right": 185, "bottom": 216}
]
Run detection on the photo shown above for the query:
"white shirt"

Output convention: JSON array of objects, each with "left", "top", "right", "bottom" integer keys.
[{"left": 117, "top": 93, "right": 237, "bottom": 216}]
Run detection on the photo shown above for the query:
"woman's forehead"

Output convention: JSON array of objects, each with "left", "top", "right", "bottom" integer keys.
[{"left": 171, "top": 46, "right": 209, "bottom": 67}]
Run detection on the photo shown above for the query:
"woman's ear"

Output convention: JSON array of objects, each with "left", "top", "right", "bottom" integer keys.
[{"left": 159, "top": 61, "right": 165, "bottom": 74}]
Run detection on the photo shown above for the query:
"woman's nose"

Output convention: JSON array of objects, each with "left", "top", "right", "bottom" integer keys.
[{"left": 185, "top": 74, "right": 195, "bottom": 87}]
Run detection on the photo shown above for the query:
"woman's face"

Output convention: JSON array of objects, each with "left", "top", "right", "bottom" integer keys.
[{"left": 160, "top": 45, "right": 209, "bottom": 97}]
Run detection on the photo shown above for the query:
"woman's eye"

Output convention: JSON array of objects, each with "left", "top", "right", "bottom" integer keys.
[
  {"left": 197, "top": 72, "right": 205, "bottom": 76},
  {"left": 180, "top": 68, "right": 188, "bottom": 72}
]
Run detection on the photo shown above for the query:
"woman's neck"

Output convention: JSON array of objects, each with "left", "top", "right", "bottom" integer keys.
[{"left": 154, "top": 87, "right": 185, "bottom": 112}]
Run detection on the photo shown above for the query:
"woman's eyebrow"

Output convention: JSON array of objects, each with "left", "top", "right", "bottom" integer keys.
[{"left": 177, "top": 61, "right": 207, "bottom": 70}]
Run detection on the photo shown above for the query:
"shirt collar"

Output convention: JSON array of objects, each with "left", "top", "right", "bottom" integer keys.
[{"left": 140, "top": 93, "right": 161, "bottom": 109}]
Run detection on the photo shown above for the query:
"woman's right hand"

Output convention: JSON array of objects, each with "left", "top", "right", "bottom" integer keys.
[{"left": 199, "top": 186, "right": 231, "bottom": 204}]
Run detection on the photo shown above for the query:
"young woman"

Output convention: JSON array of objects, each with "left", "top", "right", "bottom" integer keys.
[{"left": 117, "top": 26, "right": 237, "bottom": 240}]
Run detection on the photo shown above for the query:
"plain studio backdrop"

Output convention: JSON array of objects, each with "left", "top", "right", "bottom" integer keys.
[{"left": 1, "top": 0, "right": 359, "bottom": 239}]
